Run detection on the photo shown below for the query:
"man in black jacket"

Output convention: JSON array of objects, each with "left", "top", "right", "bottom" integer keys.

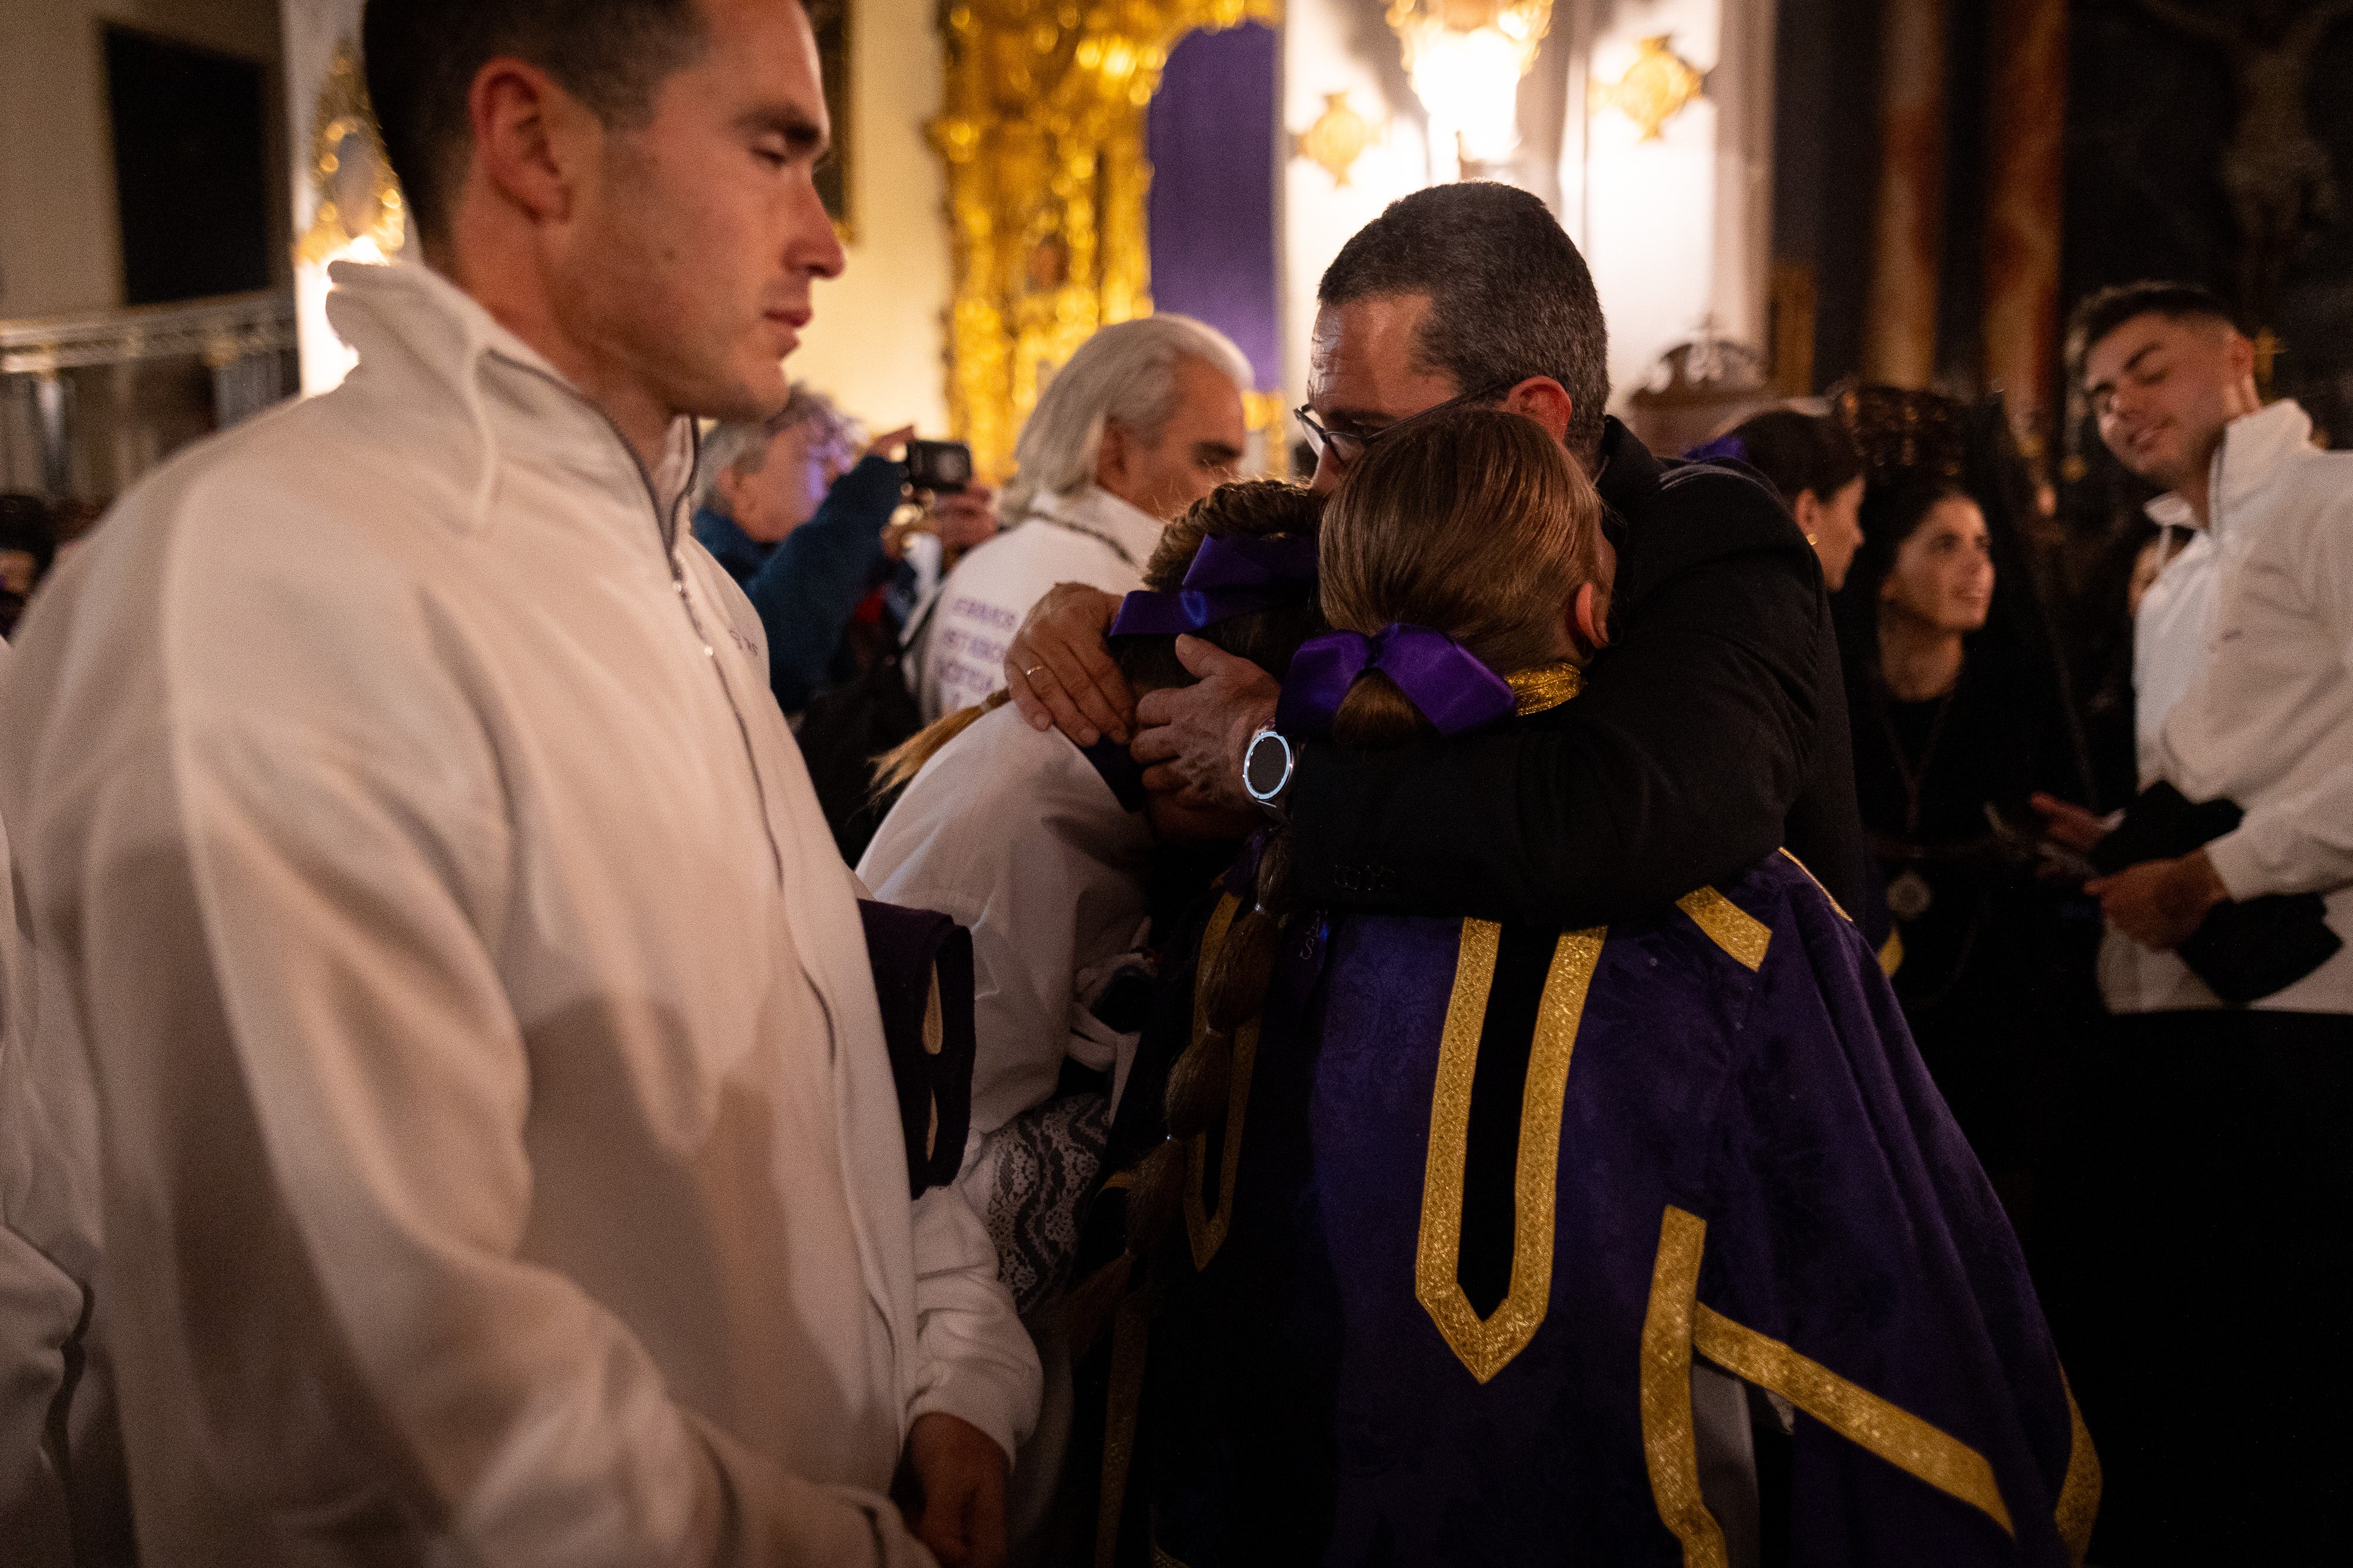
[{"left": 1002, "top": 183, "right": 1862, "bottom": 925}]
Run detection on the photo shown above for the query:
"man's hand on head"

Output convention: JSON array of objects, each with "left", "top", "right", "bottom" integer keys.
[
  {"left": 1005, "top": 583, "right": 1134, "bottom": 746},
  {"left": 902, "top": 1412, "right": 1008, "bottom": 1568},
  {"left": 2087, "top": 848, "right": 2231, "bottom": 952},
  {"left": 1132, "top": 636, "right": 1279, "bottom": 815}
]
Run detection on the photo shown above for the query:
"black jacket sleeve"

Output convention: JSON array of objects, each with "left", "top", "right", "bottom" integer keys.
[{"left": 1287, "top": 455, "right": 1862, "bottom": 928}]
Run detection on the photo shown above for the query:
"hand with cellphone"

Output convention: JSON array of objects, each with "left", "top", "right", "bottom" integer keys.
[{"left": 874, "top": 431, "right": 998, "bottom": 559}]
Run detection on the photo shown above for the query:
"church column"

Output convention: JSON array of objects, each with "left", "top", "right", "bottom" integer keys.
[
  {"left": 1982, "top": 0, "right": 2067, "bottom": 476},
  {"left": 1863, "top": 0, "right": 1946, "bottom": 388}
]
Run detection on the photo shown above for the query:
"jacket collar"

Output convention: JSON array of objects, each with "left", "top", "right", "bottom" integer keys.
[
  {"left": 1027, "top": 485, "right": 1167, "bottom": 568},
  {"left": 692, "top": 505, "right": 772, "bottom": 582},
  {"left": 2143, "top": 399, "right": 2314, "bottom": 534},
  {"left": 1592, "top": 415, "right": 1660, "bottom": 551},
  {"left": 324, "top": 259, "right": 698, "bottom": 538}
]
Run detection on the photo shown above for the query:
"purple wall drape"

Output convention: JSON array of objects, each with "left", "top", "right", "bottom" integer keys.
[{"left": 1145, "top": 22, "right": 1282, "bottom": 389}]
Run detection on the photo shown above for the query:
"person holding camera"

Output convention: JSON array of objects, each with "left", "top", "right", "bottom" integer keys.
[
  {"left": 914, "top": 315, "right": 1253, "bottom": 723},
  {"left": 694, "top": 386, "right": 997, "bottom": 715}
]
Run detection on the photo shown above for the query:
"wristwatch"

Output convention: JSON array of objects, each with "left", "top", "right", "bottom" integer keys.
[{"left": 1242, "top": 723, "right": 1296, "bottom": 818}]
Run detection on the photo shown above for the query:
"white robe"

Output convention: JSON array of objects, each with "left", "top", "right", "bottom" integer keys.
[
  {"left": 913, "top": 487, "right": 1168, "bottom": 722},
  {"left": 0, "top": 259, "right": 1037, "bottom": 1567}
]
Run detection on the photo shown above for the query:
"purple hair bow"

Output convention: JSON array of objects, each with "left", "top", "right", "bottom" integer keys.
[
  {"left": 1277, "top": 623, "right": 1516, "bottom": 739},
  {"left": 1108, "top": 534, "right": 1320, "bottom": 638}
]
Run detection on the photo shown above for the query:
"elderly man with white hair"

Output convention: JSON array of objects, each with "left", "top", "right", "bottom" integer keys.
[{"left": 915, "top": 315, "right": 1252, "bottom": 721}]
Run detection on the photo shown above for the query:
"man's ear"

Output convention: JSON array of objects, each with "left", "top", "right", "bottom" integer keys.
[
  {"left": 1571, "top": 581, "right": 1608, "bottom": 656},
  {"left": 715, "top": 463, "right": 755, "bottom": 526},
  {"left": 1501, "top": 377, "right": 1575, "bottom": 446},
  {"left": 2224, "top": 326, "right": 2257, "bottom": 383},
  {"left": 466, "top": 58, "right": 578, "bottom": 225},
  {"left": 1095, "top": 420, "right": 1134, "bottom": 494}
]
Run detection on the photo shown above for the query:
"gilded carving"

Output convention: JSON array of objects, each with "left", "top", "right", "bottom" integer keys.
[
  {"left": 929, "top": 0, "right": 1280, "bottom": 480},
  {"left": 1592, "top": 34, "right": 1708, "bottom": 143},
  {"left": 1295, "top": 90, "right": 1376, "bottom": 186},
  {"left": 296, "top": 38, "right": 406, "bottom": 267}
]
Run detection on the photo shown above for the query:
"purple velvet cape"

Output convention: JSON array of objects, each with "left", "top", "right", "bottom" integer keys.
[{"left": 1140, "top": 849, "right": 2096, "bottom": 1566}]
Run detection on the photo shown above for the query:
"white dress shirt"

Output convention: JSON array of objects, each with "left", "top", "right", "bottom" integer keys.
[
  {"left": 0, "top": 258, "right": 1037, "bottom": 1567},
  {"left": 2102, "top": 399, "right": 2353, "bottom": 1015},
  {"left": 915, "top": 486, "right": 1167, "bottom": 721}
]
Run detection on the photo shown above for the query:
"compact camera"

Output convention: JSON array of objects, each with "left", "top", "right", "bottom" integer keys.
[{"left": 904, "top": 438, "right": 974, "bottom": 493}]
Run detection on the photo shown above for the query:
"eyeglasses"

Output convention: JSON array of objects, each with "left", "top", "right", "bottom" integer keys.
[{"left": 1294, "top": 378, "right": 1526, "bottom": 469}]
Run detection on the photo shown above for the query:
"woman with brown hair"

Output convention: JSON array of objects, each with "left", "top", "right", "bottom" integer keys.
[{"left": 1089, "top": 408, "right": 2094, "bottom": 1568}]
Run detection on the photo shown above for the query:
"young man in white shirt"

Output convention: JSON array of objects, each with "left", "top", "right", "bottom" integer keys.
[
  {"left": 2035, "top": 281, "right": 2352, "bottom": 1563},
  {"left": 915, "top": 316, "right": 1252, "bottom": 720},
  {"left": 0, "top": 3, "right": 1038, "bottom": 1564}
]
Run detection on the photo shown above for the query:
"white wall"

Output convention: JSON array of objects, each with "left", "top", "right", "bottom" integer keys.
[
  {"left": 1275, "top": 0, "right": 1775, "bottom": 418},
  {"left": 0, "top": 0, "right": 287, "bottom": 319},
  {"left": 785, "top": 0, "right": 953, "bottom": 435},
  {"left": 1564, "top": 0, "right": 1776, "bottom": 411},
  {"left": 1279, "top": 0, "right": 1430, "bottom": 407}
]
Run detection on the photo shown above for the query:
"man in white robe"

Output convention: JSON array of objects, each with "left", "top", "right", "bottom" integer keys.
[{"left": 0, "top": 2, "right": 1036, "bottom": 1563}]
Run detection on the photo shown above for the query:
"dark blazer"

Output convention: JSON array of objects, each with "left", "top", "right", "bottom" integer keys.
[{"left": 1288, "top": 416, "right": 1866, "bottom": 926}]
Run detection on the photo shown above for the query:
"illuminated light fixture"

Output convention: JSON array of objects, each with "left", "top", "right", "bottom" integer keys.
[
  {"left": 1386, "top": 0, "right": 1554, "bottom": 171},
  {"left": 1591, "top": 34, "right": 1709, "bottom": 142}
]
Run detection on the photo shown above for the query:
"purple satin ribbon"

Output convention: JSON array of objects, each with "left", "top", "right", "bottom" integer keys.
[
  {"left": 1107, "top": 534, "right": 1320, "bottom": 638},
  {"left": 1277, "top": 623, "right": 1517, "bottom": 738}
]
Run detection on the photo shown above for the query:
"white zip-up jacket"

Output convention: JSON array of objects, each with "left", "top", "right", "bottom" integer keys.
[
  {"left": 0, "top": 259, "right": 1038, "bottom": 1566},
  {"left": 2103, "top": 399, "right": 2353, "bottom": 1014}
]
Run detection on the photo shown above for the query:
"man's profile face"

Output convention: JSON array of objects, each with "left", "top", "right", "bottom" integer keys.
[
  {"left": 2082, "top": 312, "right": 2247, "bottom": 495},
  {"left": 722, "top": 418, "right": 845, "bottom": 543},
  {"left": 1098, "top": 355, "right": 1248, "bottom": 519},
  {"left": 1302, "top": 295, "right": 1461, "bottom": 495},
  {"left": 556, "top": 0, "right": 845, "bottom": 426}
]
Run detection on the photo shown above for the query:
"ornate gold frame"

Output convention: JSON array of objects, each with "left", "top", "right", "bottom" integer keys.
[{"left": 929, "top": 0, "right": 1281, "bottom": 480}]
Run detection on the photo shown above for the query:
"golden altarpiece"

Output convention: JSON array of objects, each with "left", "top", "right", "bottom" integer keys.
[{"left": 929, "top": 0, "right": 1282, "bottom": 480}]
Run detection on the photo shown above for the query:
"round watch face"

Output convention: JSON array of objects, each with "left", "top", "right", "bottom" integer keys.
[{"left": 1244, "top": 730, "right": 1291, "bottom": 800}]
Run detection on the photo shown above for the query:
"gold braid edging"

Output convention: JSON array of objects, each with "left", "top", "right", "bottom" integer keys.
[
  {"left": 1691, "top": 1304, "right": 2016, "bottom": 1536},
  {"left": 1639, "top": 1207, "right": 1730, "bottom": 1567},
  {"left": 2055, "top": 1372, "right": 2102, "bottom": 1564}
]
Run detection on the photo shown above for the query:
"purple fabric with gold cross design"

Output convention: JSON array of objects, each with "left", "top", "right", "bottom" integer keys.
[{"left": 1140, "top": 834, "right": 2098, "bottom": 1566}]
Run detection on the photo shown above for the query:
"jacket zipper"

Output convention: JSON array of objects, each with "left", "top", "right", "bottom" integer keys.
[{"left": 485, "top": 352, "right": 787, "bottom": 885}]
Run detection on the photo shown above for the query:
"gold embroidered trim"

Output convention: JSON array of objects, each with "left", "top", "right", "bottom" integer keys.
[
  {"left": 1676, "top": 888, "right": 1772, "bottom": 972},
  {"left": 1877, "top": 928, "right": 1905, "bottom": 978},
  {"left": 1778, "top": 846, "right": 1854, "bottom": 922},
  {"left": 1416, "top": 925, "right": 1605, "bottom": 1383},
  {"left": 2056, "top": 1373, "right": 2101, "bottom": 1565},
  {"left": 1692, "top": 1305, "right": 2015, "bottom": 1537},
  {"left": 1183, "top": 895, "right": 1256, "bottom": 1270},
  {"left": 1508, "top": 661, "right": 1585, "bottom": 715},
  {"left": 1095, "top": 1293, "right": 1151, "bottom": 1568},
  {"left": 1640, "top": 1206, "right": 1729, "bottom": 1567}
]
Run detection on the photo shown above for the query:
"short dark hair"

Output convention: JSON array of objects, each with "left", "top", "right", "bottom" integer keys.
[
  {"left": 362, "top": 0, "right": 709, "bottom": 240},
  {"left": 1318, "top": 183, "right": 1610, "bottom": 463},
  {"left": 1721, "top": 409, "right": 1863, "bottom": 506},
  {"left": 2065, "top": 281, "right": 2238, "bottom": 384}
]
